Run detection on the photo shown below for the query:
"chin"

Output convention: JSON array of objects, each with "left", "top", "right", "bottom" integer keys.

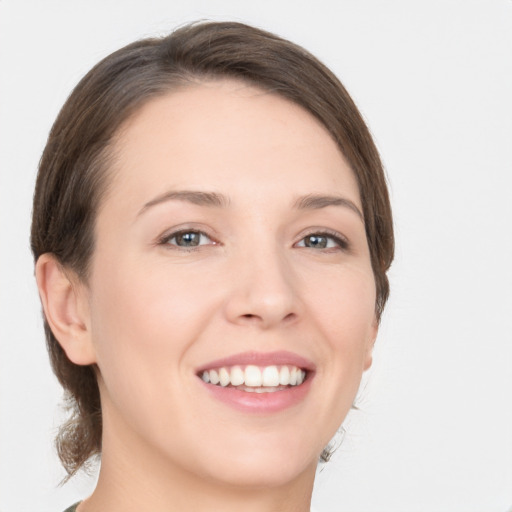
[
  {"left": 206, "top": 458, "right": 315, "bottom": 490},
  {"left": 193, "top": 432, "right": 320, "bottom": 489}
]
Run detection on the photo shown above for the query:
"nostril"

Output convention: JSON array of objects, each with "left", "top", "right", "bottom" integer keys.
[
  {"left": 238, "top": 312, "right": 297, "bottom": 325},
  {"left": 283, "top": 312, "right": 297, "bottom": 322}
]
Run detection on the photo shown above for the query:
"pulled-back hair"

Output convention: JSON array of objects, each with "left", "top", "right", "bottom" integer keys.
[{"left": 31, "top": 21, "right": 394, "bottom": 477}]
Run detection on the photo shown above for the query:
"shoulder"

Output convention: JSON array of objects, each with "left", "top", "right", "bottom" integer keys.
[{"left": 62, "top": 503, "right": 80, "bottom": 512}]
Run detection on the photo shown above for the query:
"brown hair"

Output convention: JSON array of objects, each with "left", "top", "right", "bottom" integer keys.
[{"left": 31, "top": 21, "right": 394, "bottom": 477}]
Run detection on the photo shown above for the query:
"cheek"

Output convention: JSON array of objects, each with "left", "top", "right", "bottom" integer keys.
[
  {"left": 91, "top": 250, "right": 215, "bottom": 334},
  {"left": 306, "top": 267, "right": 376, "bottom": 426},
  {"left": 84, "top": 253, "right": 229, "bottom": 457},
  {"left": 310, "top": 264, "right": 377, "bottom": 347},
  {"left": 86, "top": 254, "right": 220, "bottom": 399}
]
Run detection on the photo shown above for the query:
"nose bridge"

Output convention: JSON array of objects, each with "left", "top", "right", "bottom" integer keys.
[{"left": 224, "top": 234, "right": 300, "bottom": 328}]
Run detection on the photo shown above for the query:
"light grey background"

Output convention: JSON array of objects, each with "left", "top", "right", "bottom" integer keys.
[{"left": 1, "top": 1, "right": 511, "bottom": 511}]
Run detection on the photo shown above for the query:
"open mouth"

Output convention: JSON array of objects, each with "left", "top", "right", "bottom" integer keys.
[
  {"left": 198, "top": 364, "right": 307, "bottom": 393},
  {"left": 195, "top": 351, "right": 314, "bottom": 412}
]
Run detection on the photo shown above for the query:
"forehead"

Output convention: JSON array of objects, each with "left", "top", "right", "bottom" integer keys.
[{"left": 105, "top": 79, "right": 360, "bottom": 213}]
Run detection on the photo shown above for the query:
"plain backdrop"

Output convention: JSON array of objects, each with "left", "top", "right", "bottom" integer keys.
[{"left": 1, "top": 1, "right": 511, "bottom": 511}]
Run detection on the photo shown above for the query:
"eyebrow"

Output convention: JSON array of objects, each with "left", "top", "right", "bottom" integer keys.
[
  {"left": 293, "top": 194, "right": 364, "bottom": 221},
  {"left": 137, "top": 189, "right": 363, "bottom": 221},
  {"left": 137, "top": 190, "right": 229, "bottom": 216}
]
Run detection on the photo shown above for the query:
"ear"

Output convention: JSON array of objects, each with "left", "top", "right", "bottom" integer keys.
[
  {"left": 363, "top": 317, "right": 379, "bottom": 371},
  {"left": 35, "top": 253, "right": 96, "bottom": 365}
]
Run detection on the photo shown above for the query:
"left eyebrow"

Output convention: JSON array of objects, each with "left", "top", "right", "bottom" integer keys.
[{"left": 293, "top": 194, "right": 364, "bottom": 221}]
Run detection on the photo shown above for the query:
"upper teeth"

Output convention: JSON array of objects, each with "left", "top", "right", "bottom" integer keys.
[{"left": 201, "top": 365, "right": 306, "bottom": 387}]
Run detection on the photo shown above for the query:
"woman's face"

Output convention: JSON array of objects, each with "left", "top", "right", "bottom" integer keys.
[{"left": 83, "top": 80, "right": 377, "bottom": 487}]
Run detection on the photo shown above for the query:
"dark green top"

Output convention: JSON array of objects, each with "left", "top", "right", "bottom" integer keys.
[{"left": 63, "top": 504, "right": 79, "bottom": 512}]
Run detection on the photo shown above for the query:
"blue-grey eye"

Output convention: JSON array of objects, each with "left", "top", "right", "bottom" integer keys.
[
  {"left": 304, "top": 235, "right": 328, "bottom": 248},
  {"left": 296, "top": 233, "right": 346, "bottom": 249},
  {"left": 167, "top": 231, "right": 211, "bottom": 247}
]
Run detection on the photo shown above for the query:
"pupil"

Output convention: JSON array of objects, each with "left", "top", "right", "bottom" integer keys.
[
  {"left": 306, "top": 235, "right": 327, "bottom": 248},
  {"left": 177, "top": 232, "right": 200, "bottom": 246}
]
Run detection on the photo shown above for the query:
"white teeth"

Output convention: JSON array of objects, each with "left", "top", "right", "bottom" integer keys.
[
  {"left": 200, "top": 364, "right": 307, "bottom": 389},
  {"left": 219, "top": 367, "right": 230, "bottom": 387},
  {"left": 279, "top": 366, "right": 290, "bottom": 385},
  {"left": 230, "top": 366, "right": 244, "bottom": 386},
  {"left": 209, "top": 369, "right": 220, "bottom": 385},
  {"left": 253, "top": 387, "right": 267, "bottom": 393},
  {"left": 244, "top": 365, "right": 262, "bottom": 387},
  {"left": 262, "top": 366, "right": 280, "bottom": 387},
  {"left": 238, "top": 385, "right": 287, "bottom": 393}
]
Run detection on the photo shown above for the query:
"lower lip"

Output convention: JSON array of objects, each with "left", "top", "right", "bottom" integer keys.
[{"left": 199, "top": 375, "right": 314, "bottom": 413}]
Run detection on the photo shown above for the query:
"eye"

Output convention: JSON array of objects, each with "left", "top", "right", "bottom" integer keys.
[
  {"left": 160, "top": 230, "right": 215, "bottom": 249},
  {"left": 295, "top": 231, "right": 348, "bottom": 250}
]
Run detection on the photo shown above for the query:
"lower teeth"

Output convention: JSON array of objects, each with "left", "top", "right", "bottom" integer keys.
[
  {"left": 235, "top": 385, "right": 289, "bottom": 393},
  {"left": 207, "top": 383, "right": 294, "bottom": 392}
]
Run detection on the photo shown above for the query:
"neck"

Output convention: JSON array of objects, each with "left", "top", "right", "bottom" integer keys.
[{"left": 80, "top": 415, "right": 316, "bottom": 512}]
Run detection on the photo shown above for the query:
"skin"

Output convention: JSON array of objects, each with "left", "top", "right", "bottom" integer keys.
[{"left": 37, "top": 80, "right": 378, "bottom": 512}]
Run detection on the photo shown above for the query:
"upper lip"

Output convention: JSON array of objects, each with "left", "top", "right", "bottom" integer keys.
[{"left": 196, "top": 350, "right": 316, "bottom": 373}]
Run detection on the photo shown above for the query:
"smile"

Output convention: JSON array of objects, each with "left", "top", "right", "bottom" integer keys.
[
  {"left": 196, "top": 351, "right": 314, "bottom": 412},
  {"left": 200, "top": 365, "right": 307, "bottom": 391}
]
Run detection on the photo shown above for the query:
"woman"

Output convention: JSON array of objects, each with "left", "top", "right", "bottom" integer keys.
[{"left": 31, "top": 21, "right": 393, "bottom": 512}]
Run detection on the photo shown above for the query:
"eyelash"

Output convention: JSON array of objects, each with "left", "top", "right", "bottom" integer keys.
[
  {"left": 296, "top": 229, "right": 349, "bottom": 252},
  {"left": 157, "top": 228, "right": 349, "bottom": 252},
  {"left": 157, "top": 229, "right": 217, "bottom": 251}
]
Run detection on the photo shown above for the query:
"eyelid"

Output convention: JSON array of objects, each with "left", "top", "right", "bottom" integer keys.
[
  {"left": 294, "top": 228, "right": 350, "bottom": 250},
  {"left": 156, "top": 226, "right": 219, "bottom": 250},
  {"left": 155, "top": 225, "right": 349, "bottom": 251}
]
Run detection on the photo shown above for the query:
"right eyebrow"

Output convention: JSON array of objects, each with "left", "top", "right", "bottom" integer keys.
[{"left": 136, "top": 190, "right": 230, "bottom": 217}]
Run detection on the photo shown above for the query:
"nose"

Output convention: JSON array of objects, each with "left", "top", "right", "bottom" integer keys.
[{"left": 223, "top": 244, "right": 301, "bottom": 329}]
